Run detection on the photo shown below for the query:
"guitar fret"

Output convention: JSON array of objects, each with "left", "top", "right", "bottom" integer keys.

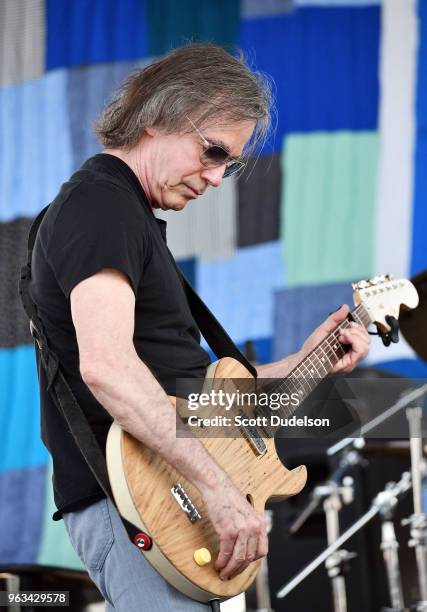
[
  {"left": 337, "top": 331, "right": 347, "bottom": 356},
  {"left": 323, "top": 336, "right": 339, "bottom": 363},
  {"left": 307, "top": 353, "right": 324, "bottom": 378},
  {"left": 289, "top": 372, "right": 308, "bottom": 403},
  {"left": 258, "top": 302, "right": 373, "bottom": 437},
  {"left": 300, "top": 361, "right": 316, "bottom": 391},
  {"left": 315, "top": 345, "right": 332, "bottom": 374},
  {"left": 354, "top": 304, "right": 370, "bottom": 327},
  {"left": 274, "top": 377, "right": 299, "bottom": 408},
  {"left": 352, "top": 310, "right": 364, "bottom": 326}
]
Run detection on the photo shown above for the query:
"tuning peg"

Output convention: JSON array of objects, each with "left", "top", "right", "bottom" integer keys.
[
  {"left": 380, "top": 331, "right": 391, "bottom": 347},
  {"left": 385, "top": 315, "right": 400, "bottom": 343},
  {"left": 369, "top": 274, "right": 394, "bottom": 286},
  {"left": 352, "top": 279, "right": 370, "bottom": 291},
  {"left": 375, "top": 316, "right": 400, "bottom": 347}
]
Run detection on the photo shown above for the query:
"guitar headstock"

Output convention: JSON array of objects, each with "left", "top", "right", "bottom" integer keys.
[{"left": 353, "top": 274, "right": 419, "bottom": 333}]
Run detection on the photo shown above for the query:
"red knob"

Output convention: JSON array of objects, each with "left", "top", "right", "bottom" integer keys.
[{"left": 133, "top": 532, "right": 152, "bottom": 550}]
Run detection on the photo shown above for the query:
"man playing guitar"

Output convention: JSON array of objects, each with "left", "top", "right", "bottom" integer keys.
[{"left": 28, "top": 43, "right": 370, "bottom": 610}]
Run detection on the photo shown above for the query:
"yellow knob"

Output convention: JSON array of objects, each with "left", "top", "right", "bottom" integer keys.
[{"left": 194, "top": 548, "right": 211, "bottom": 566}]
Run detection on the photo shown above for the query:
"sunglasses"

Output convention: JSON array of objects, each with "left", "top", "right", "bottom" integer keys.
[{"left": 186, "top": 116, "right": 246, "bottom": 178}]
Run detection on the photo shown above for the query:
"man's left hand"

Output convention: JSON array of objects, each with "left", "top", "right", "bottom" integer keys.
[{"left": 300, "top": 304, "right": 371, "bottom": 374}]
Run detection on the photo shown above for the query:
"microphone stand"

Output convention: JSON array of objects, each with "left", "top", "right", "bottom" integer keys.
[
  {"left": 326, "top": 386, "right": 427, "bottom": 610},
  {"left": 327, "top": 384, "right": 427, "bottom": 458},
  {"left": 276, "top": 385, "right": 427, "bottom": 607},
  {"left": 402, "top": 406, "right": 427, "bottom": 611},
  {"left": 288, "top": 451, "right": 362, "bottom": 612},
  {"left": 276, "top": 472, "right": 411, "bottom": 601},
  {"left": 255, "top": 510, "right": 274, "bottom": 612},
  {"left": 323, "top": 477, "right": 356, "bottom": 612},
  {"left": 380, "top": 482, "right": 406, "bottom": 612}
]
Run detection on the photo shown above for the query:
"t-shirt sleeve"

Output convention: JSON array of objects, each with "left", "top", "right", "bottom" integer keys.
[{"left": 47, "top": 180, "right": 149, "bottom": 299}]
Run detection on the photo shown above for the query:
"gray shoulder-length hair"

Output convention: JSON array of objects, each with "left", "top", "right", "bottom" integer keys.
[{"left": 95, "top": 43, "right": 274, "bottom": 155}]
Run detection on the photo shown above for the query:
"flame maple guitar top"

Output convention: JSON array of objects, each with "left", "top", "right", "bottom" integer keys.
[{"left": 110, "top": 357, "right": 307, "bottom": 600}]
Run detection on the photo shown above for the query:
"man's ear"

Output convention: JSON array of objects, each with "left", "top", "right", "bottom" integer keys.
[{"left": 145, "top": 126, "right": 157, "bottom": 137}]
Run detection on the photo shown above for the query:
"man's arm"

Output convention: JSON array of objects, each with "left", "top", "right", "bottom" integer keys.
[
  {"left": 71, "top": 268, "right": 267, "bottom": 580},
  {"left": 256, "top": 305, "right": 370, "bottom": 378}
]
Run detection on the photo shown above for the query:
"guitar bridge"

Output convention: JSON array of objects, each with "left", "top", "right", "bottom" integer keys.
[{"left": 171, "top": 483, "right": 202, "bottom": 523}]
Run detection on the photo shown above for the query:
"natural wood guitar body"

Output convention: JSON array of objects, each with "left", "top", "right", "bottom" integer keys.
[
  {"left": 106, "top": 276, "right": 419, "bottom": 601},
  {"left": 107, "top": 357, "right": 307, "bottom": 602}
]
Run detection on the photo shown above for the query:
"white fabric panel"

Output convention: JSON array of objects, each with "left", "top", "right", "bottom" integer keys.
[
  {"left": 0, "top": 0, "right": 45, "bottom": 86},
  {"left": 156, "top": 178, "right": 237, "bottom": 260},
  {"left": 374, "top": 0, "right": 418, "bottom": 279}
]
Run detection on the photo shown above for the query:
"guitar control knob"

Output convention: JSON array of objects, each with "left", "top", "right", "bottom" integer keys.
[
  {"left": 194, "top": 548, "right": 211, "bottom": 566},
  {"left": 134, "top": 532, "right": 152, "bottom": 550}
]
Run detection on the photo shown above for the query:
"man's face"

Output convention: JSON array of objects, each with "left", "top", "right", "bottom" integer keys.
[{"left": 142, "top": 118, "right": 254, "bottom": 211}]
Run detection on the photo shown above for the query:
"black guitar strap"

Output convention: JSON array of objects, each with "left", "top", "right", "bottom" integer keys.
[
  {"left": 18, "top": 204, "right": 257, "bottom": 542},
  {"left": 165, "top": 245, "right": 258, "bottom": 378},
  {"left": 19, "top": 206, "right": 116, "bottom": 505}
]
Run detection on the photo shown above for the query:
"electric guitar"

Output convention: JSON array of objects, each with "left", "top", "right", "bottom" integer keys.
[{"left": 106, "top": 275, "right": 419, "bottom": 602}]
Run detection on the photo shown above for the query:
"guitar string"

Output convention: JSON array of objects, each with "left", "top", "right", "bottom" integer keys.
[{"left": 254, "top": 303, "right": 371, "bottom": 433}]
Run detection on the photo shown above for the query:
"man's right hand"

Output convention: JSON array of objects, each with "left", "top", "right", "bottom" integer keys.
[
  {"left": 201, "top": 477, "right": 268, "bottom": 580},
  {"left": 72, "top": 269, "right": 269, "bottom": 582}
]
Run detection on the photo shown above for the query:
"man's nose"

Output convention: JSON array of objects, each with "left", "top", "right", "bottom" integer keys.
[{"left": 200, "top": 164, "right": 226, "bottom": 187}]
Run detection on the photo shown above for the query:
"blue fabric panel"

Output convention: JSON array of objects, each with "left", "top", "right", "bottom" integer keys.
[
  {"left": 0, "top": 346, "right": 48, "bottom": 472},
  {"left": 273, "top": 283, "right": 353, "bottom": 360},
  {"left": 176, "top": 258, "right": 196, "bottom": 288},
  {"left": 0, "top": 466, "right": 46, "bottom": 564},
  {"left": 203, "top": 337, "right": 272, "bottom": 366},
  {"left": 67, "top": 59, "right": 148, "bottom": 169},
  {"left": 368, "top": 359, "right": 427, "bottom": 379},
  {"left": 196, "top": 241, "right": 285, "bottom": 345},
  {"left": 0, "top": 70, "right": 72, "bottom": 223},
  {"left": 46, "top": 0, "right": 148, "bottom": 70},
  {"left": 238, "top": 337, "right": 273, "bottom": 365},
  {"left": 411, "top": 0, "right": 427, "bottom": 276},
  {"left": 238, "top": 7, "right": 380, "bottom": 153},
  {"left": 146, "top": 0, "right": 240, "bottom": 56}
]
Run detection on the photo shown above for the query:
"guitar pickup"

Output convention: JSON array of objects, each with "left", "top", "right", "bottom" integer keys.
[
  {"left": 237, "top": 410, "right": 267, "bottom": 456},
  {"left": 171, "top": 483, "right": 202, "bottom": 523}
]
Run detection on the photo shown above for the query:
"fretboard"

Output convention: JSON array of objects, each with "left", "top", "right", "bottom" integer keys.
[{"left": 256, "top": 303, "right": 371, "bottom": 435}]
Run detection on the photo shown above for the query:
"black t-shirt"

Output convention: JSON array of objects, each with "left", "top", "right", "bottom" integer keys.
[{"left": 30, "top": 153, "right": 211, "bottom": 520}]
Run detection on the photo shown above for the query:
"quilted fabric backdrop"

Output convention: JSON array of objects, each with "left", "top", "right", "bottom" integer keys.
[{"left": 1, "top": 0, "right": 426, "bottom": 567}]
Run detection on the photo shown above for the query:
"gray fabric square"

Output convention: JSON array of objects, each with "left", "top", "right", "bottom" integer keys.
[
  {"left": 0, "top": 0, "right": 45, "bottom": 86},
  {"left": 237, "top": 154, "right": 281, "bottom": 247},
  {"left": 0, "top": 217, "right": 33, "bottom": 347},
  {"left": 241, "top": 0, "right": 295, "bottom": 19},
  {"left": 156, "top": 177, "right": 237, "bottom": 260}
]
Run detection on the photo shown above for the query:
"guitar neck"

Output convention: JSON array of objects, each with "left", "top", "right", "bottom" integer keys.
[{"left": 256, "top": 303, "right": 371, "bottom": 432}]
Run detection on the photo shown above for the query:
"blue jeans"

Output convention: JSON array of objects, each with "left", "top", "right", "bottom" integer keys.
[{"left": 63, "top": 498, "right": 210, "bottom": 611}]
